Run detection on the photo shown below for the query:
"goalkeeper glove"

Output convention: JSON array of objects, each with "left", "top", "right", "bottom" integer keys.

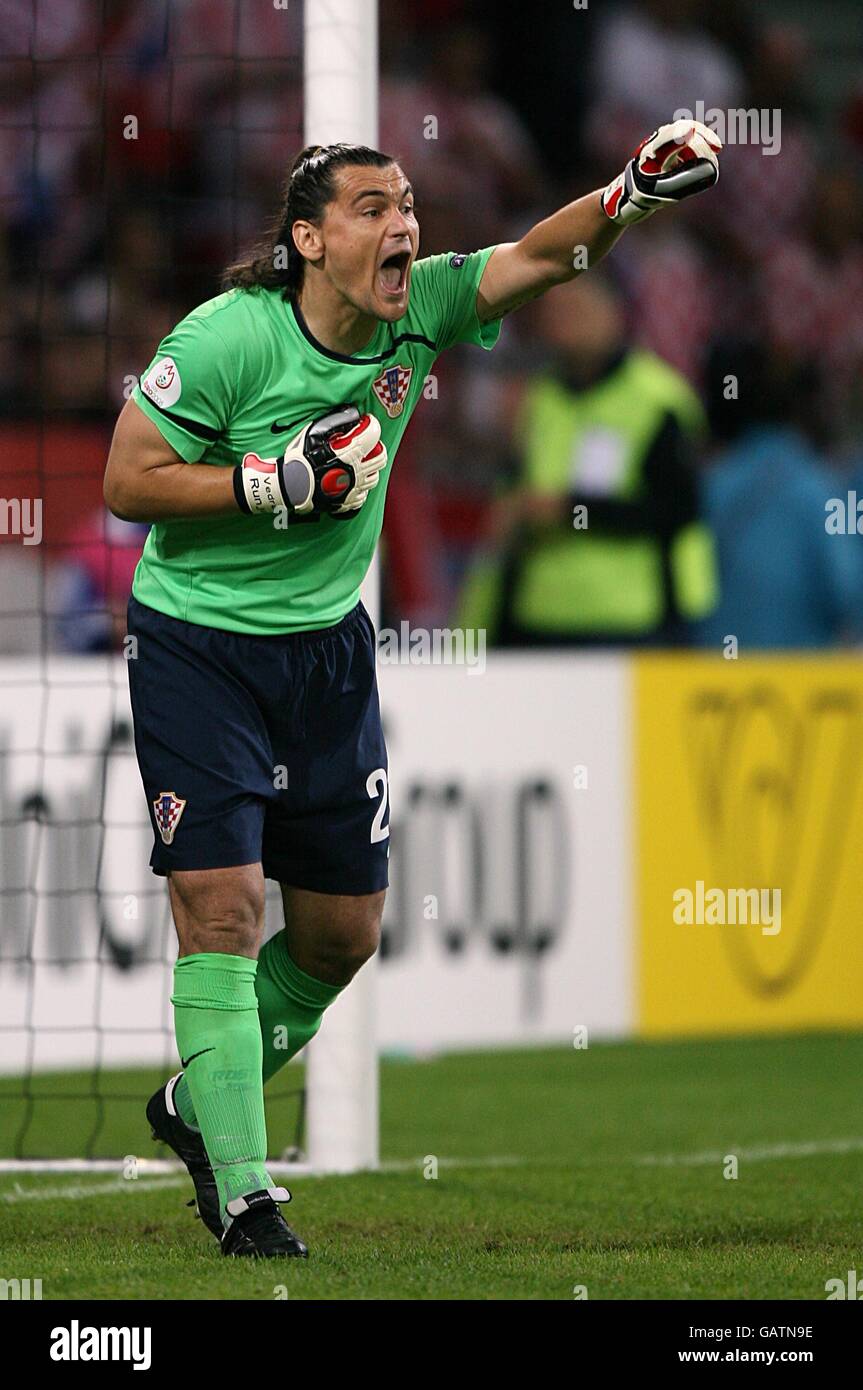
[
  {"left": 233, "top": 405, "right": 386, "bottom": 518},
  {"left": 601, "top": 119, "right": 722, "bottom": 226}
]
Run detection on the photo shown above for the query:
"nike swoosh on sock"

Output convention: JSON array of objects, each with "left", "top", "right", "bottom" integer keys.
[{"left": 181, "top": 1047, "right": 216, "bottom": 1068}]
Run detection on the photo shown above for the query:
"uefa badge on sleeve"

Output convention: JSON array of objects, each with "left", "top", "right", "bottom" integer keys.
[
  {"left": 141, "top": 355, "right": 182, "bottom": 409},
  {"left": 371, "top": 363, "right": 412, "bottom": 418},
  {"left": 153, "top": 790, "right": 187, "bottom": 845}
]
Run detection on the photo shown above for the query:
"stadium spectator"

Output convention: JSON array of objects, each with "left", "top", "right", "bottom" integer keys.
[
  {"left": 609, "top": 210, "right": 716, "bottom": 385},
  {"left": 586, "top": 0, "right": 744, "bottom": 167},
  {"left": 456, "top": 272, "right": 717, "bottom": 646},
  {"left": 696, "top": 343, "right": 862, "bottom": 650},
  {"left": 757, "top": 169, "right": 863, "bottom": 450},
  {"left": 379, "top": 18, "right": 547, "bottom": 256},
  {"left": 49, "top": 508, "right": 148, "bottom": 653},
  {"left": 574, "top": 1, "right": 746, "bottom": 385}
]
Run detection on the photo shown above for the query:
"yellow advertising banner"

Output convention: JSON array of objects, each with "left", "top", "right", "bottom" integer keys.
[{"left": 635, "top": 654, "right": 863, "bottom": 1036}]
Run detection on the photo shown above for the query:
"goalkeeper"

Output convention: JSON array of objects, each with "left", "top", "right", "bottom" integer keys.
[{"left": 105, "top": 123, "right": 721, "bottom": 1259}]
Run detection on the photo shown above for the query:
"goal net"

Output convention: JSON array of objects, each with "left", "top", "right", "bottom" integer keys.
[{"left": 0, "top": 0, "right": 378, "bottom": 1175}]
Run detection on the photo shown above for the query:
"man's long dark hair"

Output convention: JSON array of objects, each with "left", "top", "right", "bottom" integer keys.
[{"left": 222, "top": 143, "right": 395, "bottom": 298}]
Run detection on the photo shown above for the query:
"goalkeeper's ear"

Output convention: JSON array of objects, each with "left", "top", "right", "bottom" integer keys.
[{"left": 291, "top": 216, "right": 325, "bottom": 273}]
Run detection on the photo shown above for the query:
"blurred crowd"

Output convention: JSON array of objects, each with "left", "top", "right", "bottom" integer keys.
[{"left": 1, "top": 0, "right": 862, "bottom": 652}]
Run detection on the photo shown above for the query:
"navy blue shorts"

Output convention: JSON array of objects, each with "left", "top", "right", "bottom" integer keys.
[{"left": 126, "top": 595, "right": 389, "bottom": 894}]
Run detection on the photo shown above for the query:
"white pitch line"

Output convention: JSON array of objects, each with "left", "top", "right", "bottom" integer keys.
[
  {"left": 0, "top": 1157, "right": 527, "bottom": 1203},
  {"left": 1, "top": 1177, "right": 189, "bottom": 1203},
  {"left": 635, "top": 1137, "right": 863, "bottom": 1167},
  {"left": 378, "top": 1156, "right": 525, "bottom": 1173},
  {"left": 2, "top": 1139, "right": 859, "bottom": 1202},
  {"left": 0, "top": 1158, "right": 317, "bottom": 1177}
]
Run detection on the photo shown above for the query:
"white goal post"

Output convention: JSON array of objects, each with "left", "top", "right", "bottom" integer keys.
[{"left": 303, "top": 0, "right": 381, "bottom": 1174}]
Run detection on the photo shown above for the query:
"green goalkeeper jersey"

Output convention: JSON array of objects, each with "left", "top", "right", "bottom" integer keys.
[{"left": 130, "top": 247, "right": 501, "bottom": 634}]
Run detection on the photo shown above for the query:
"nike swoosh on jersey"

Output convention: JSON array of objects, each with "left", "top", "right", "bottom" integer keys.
[{"left": 270, "top": 421, "right": 295, "bottom": 433}]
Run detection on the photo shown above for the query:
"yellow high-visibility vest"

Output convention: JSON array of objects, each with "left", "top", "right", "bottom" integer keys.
[{"left": 458, "top": 350, "right": 717, "bottom": 638}]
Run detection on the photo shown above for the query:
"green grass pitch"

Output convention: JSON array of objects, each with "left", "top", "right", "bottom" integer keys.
[{"left": 2, "top": 1032, "right": 862, "bottom": 1300}]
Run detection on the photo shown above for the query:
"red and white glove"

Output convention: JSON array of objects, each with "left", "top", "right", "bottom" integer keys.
[
  {"left": 601, "top": 119, "right": 722, "bottom": 226},
  {"left": 234, "top": 405, "right": 386, "bottom": 518}
]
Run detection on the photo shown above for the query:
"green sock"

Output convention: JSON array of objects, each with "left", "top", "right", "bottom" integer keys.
[
  {"left": 171, "top": 953, "right": 272, "bottom": 1220},
  {"left": 172, "top": 932, "right": 343, "bottom": 1126},
  {"left": 256, "top": 930, "right": 344, "bottom": 1083}
]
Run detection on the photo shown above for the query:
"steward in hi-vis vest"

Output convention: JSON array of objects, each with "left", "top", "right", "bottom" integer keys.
[{"left": 459, "top": 275, "right": 717, "bottom": 645}]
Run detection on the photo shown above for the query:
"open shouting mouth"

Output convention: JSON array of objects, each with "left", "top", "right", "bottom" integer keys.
[{"left": 377, "top": 248, "right": 411, "bottom": 300}]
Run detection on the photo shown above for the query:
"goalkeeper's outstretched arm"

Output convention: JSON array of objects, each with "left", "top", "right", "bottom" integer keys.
[
  {"left": 476, "top": 189, "right": 622, "bottom": 323},
  {"left": 476, "top": 119, "right": 722, "bottom": 324}
]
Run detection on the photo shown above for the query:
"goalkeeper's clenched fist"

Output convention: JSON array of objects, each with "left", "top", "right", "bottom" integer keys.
[
  {"left": 601, "top": 119, "right": 722, "bottom": 226},
  {"left": 233, "top": 405, "right": 386, "bottom": 518}
]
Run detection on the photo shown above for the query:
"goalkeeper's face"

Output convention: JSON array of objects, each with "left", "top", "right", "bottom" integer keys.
[{"left": 315, "top": 163, "right": 419, "bottom": 322}]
